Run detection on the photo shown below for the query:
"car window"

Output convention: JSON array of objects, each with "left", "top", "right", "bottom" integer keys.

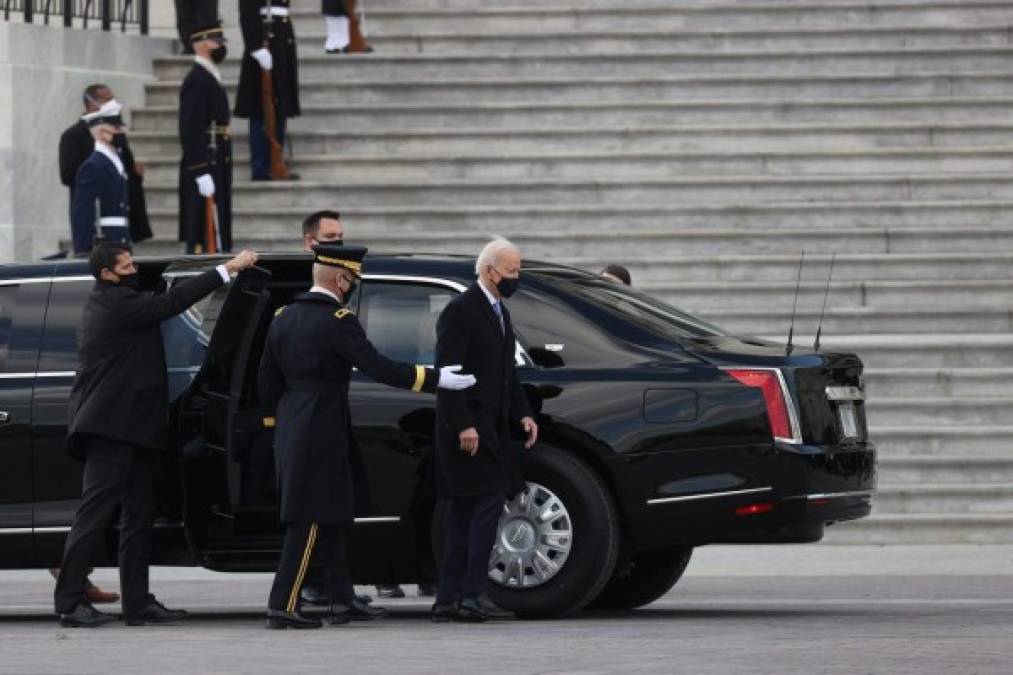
[
  {"left": 36, "top": 279, "right": 91, "bottom": 373},
  {"left": 0, "top": 285, "right": 15, "bottom": 371},
  {"left": 359, "top": 281, "right": 455, "bottom": 365},
  {"left": 162, "top": 283, "right": 228, "bottom": 401}
]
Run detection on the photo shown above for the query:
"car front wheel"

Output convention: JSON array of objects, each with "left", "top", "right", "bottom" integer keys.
[
  {"left": 487, "top": 446, "right": 620, "bottom": 618},
  {"left": 588, "top": 546, "right": 693, "bottom": 610}
]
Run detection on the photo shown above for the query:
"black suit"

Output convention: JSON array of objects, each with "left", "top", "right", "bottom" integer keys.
[
  {"left": 259, "top": 291, "right": 439, "bottom": 609},
  {"left": 433, "top": 282, "right": 532, "bottom": 604},
  {"left": 59, "top": 120, "right": 152, "bottom": 247},
  {"left": 55, "top": 270, "right": 227, "bottom": 617}
]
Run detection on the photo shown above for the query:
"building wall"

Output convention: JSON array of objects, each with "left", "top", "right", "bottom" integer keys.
[{"left": 0, "top": 22, "right": 171, "bottom": 262}]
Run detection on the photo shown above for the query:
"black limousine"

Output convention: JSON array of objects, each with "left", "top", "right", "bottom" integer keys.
[{"left": 0, "top": 253, "right": 874, "bottom": 617}]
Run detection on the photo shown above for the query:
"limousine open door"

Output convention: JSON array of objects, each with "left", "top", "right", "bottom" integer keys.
[{"left": 166, "top": 260, "right": 282, "bottom": 566}]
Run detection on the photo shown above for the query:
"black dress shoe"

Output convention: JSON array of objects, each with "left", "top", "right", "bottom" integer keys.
[
  {"left": 266, "top": 609, "right": 322, "bottom": 630},
  {"left": 418, "top": 582, "right": 437, "bottom": 597},
  {"left": 430, "top": 602, "right": 457, "bottom": 623},
  {"left": 125, "top": 597, "right": 189, "bottom": 626},
  {"left": 59, "top": 602, "right": 118, "bottom": 628},
  {"left": 453, "top": 597, "right": 489, "bottom": 623},
  {"left": 325, "top": 47, "right": 346, "bottom": 54},
  {"left": 475, "top": 593, "right": 514, "bottom": 619},
  {"left": 331, "top": 597, "right": 388, "bottom": 621}
]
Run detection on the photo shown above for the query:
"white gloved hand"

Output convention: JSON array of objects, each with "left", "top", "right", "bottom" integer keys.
[
  {"left": 438, "top": 365, "right": 476, "bottom": 390},
  {"left": 252, "top": 48, "right": 273, "bottom": 71},
  {"left": 196, "top": 174, "right": 215, "bottom": 197}
]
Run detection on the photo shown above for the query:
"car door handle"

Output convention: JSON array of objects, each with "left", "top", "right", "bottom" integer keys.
[{"left": 0, "top": 411, "right": 9, "bottom": 423}]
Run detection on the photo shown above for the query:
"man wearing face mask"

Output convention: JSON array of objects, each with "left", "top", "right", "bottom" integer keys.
[
  {"left": 68, "top": 101, "right": 132, "bottom": 256},
  {"left": 301, "top": 210, "right": 344, "bottom": 251},
  {"left": 60, "top": 84, "right": 152, "bottom": 249},
  {"left": 178, "top": 21, "right": 233, "bottom": 254},
  {"left": 55, "top": 242, "right": 259, "bottom": 627},
  {"left": 431, "top": 237, "right": 538, "bottom": 623}
]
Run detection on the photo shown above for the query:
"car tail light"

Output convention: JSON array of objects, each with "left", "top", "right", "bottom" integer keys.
[
  {"left": 735, "top": 502, "right": 774, "bottom": 516},
  {"left": 724, "top": 368, "right": 801, "bottom": 444}
]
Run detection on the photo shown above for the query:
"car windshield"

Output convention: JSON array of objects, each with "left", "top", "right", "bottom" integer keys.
[{"left": 536, "top": 271, "right": 729, "bottom": 339}]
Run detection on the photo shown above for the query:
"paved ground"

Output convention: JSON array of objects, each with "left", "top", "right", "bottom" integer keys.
[{"left": 1, "top": 545, "right": 1011, "bottom": 674}]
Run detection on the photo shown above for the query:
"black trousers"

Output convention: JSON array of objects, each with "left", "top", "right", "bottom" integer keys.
[
  {"left": 248, "top": 116, "right": 288, "bottom": 180},
  {"left": 268, "top": 522, "right": 355, "bottom": 612},
  {"left": 436, "top": 494, "right": 504, "bottom": 604},
  {"left": 54, "top": 436, "right": 154, "bottom": 615}
]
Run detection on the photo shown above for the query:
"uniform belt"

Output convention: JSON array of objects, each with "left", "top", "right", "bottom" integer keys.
[
  {"left": 98, "top": 216, "right": 127, "bottom": 226},
  {"left": 208, "top": 125, "right": 231, "bottom": 137},
  {"left": 260, "top": 7, "right": 290, "bottom": 17}
]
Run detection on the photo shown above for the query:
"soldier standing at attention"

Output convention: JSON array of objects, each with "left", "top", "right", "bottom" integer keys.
[
  {"left": 178, "top": 20, "right": 233, "bottom": 254},
  {"left": 235, "top": 0, "right": 300, "bottom": 181},
  {"left": 258, "top": 244, "right": 478, "bottom": 629}
]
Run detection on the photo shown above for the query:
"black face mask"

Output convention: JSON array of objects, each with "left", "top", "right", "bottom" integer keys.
[
  {"left": 343, "top": 279, "right": 359, "bottom": 300},
  {"left": 210, "top": 44, "right": 227, "bottom": 63},
  {"left": 492, "top": 268, "right": 520, "bottom": 298},
  {"left": 117, "top": 272, "right": 140, "bottom": 290}
]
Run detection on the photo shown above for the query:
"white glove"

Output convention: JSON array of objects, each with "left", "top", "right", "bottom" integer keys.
[
  {"left": 252, "top": 48, "right": 273, "bottom": 71},
  {"left": 438, "top": 365, "right": 476, "bottom": 390},
  {"left": 196, "top": 174, "right": 215, "bottom": 197}
]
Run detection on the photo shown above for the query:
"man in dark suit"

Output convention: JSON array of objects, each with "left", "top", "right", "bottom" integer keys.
[
  {"left": 69, "top": 101, "right": 132, "bottom": 256},
  {"left": 235, "top": 0, "right": 300, "bottom": 181},
  {"left": 432, "top": 237, "right": 539, "bottom": 623},
  {"left": 178, "top": 21, "right": 233, "bottom": 253},
  {"left": 59, "top": 84, "right": 152, "bottom": 248},
  {"left": 54, "top": 242, "right": 258, "bottom": 628},
  {"left": 258, "top": 244, "right": 477, "bottom": 629}
]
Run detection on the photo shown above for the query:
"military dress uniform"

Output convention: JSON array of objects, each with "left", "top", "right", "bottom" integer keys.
[
  {"left": 258, "top": 245, "right": 443, "bottom": 628},
  {"left": 235, "top": 0, "right": 300, "bottom": 180},
  {"left": 178, "top": 23, "right": 233, "bottom": 253},
  {"left": 69, "top": 101, "right": 131, "bottom": 256}
]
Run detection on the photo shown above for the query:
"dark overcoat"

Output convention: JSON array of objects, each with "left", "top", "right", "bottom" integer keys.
[
  {"left": 59, "top": 120, "right": 152, "bottom": 244},
  {"left": 178, "top": 63, "right": 233, "bottom": 251},
  {"left": 234, "top": 0, "right": 301, "bottom": 119},
  {"left": 434, "top": 282, "right": 532, "bottom": 499},
  {"left": 67, "top": 270, "right": 226, "bottom": 458},
  {"left": 322, "top": 0, "right": 349, "bottom": 16},
  {"left": 258, "top": 292, "right": 438, "bottom": 525},
  {"left": 69, "top": 152, "right": 130, "bottom": 254}
]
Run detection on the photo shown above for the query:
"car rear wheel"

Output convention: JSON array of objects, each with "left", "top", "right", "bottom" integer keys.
[
  {"left": 588, "top": 546, "right": 693, "bottom": 610},
  {"left": 487, "top": 446, "right": 619, "bottom": 618}
]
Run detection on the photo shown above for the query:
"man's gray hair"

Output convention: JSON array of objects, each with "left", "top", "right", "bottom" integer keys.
[{"left": 475, "top": 236, "right": 519, "bottom": 276}]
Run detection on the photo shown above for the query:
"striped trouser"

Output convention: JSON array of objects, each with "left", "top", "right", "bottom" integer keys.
[{"left": 267, "top": 522, "right": 355, "bottom": 613}]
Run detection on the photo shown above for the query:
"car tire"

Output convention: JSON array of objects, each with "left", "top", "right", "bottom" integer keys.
[
  {"left": 588, "top": 546, "right": 693, "bottom": 611},
  {"left": 486, "top": 445, "right": 620, "bottom": 618}
]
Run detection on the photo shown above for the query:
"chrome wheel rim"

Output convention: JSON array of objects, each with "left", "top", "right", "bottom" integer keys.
[{"left": 488, "top": 481, "right": 573, "bottom": 588}]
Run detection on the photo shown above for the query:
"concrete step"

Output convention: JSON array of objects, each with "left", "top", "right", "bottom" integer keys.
[
  {"left": 870, "top": 426, "right": 1013, "bottom": 456},
  {"left": 550, "top": 252, "right": 1013, "bottom": 283},
  {"left": 701, "top": 308, "right": 1013, "bottom": 336},
  {"left": 136, "top": 225, "right": 1013, "bottom": 257},
  {"left": 877, "top": 456, "right": 1013, "bottom": 484},
  {"left": 150, "top": 47, "right": 1013, "bottom": 81},
  {"left": 130, "top": 98, "right": 1013, "bottom": 132},
  {"left": 139, "top": 174, "right": 1013, "bottom": 210},
  {"left": 249, "top": 4, "right": 1013, "bottom": 33},
  {"left": 866, "top": 398, "right": 1013, "bottom": 427},
  {"left": 125, "top": 122, "right": 1013, "bottom": 157},
  {"left": 143, "top": 71, "right": 1013, "bottom": 107},
  {"left": 646, "top": 279, "right": 1013, "bottom": 311},
  {"left": 141, "top": 147, "right": 1013, "bottom": 183},
  {"left": 873, "top": 484, "right": 1013, "bottom": 514},
  {"left": 285, "top": 25, "right": 1013, "bottom": 56},
  {"left": 864, "top": 368, "right": 1013, "bottom": 398},
  {"left": 793, "top": 335, "right": 1013, "bottom": 369},
  {"left": 824, "top": 514, "right": 1013, "bottom": 544}
]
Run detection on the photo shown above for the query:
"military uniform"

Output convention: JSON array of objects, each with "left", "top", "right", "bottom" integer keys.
[
  {"left": 235, "top": 0, "right": 300, "bottom": 180},
  {"left": 178, "top": 23, "right": 232, "bottom": 252},
  {"left": 258, "top": 245, "right": 443, "bottom": 627}
]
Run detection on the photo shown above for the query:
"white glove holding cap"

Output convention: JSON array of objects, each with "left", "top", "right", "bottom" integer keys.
[{"left": 252, "top": 48, "right": 273, "bottom": 70}]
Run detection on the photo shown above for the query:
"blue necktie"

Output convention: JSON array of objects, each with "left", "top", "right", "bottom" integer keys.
[{"left": 493, "top": 301, "right": 505, "bottom": 334}]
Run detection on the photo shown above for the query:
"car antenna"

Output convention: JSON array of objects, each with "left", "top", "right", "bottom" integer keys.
[
  {"left": 786, "top": 249, "right": 804, "bottom": 356},
  {"left": 814, "top": 252, "right": 836, "bottom": 352}
]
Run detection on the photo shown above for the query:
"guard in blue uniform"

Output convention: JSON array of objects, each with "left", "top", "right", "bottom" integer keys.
[
  {"left": 70, "top": 100, "right": 130, "bottom": 256},
  {"left": 258, "top": 244, "right": 477, "bottom": 629}
]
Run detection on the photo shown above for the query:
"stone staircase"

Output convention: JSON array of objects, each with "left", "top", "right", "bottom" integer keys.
[{"left": 126, "top": 0, "right": 1013, "bottom": 543}]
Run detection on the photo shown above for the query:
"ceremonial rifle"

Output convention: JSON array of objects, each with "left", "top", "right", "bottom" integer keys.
[
  {"left": 261, "top": 0, "right": 289, "bottom": 179},
  {"left": 204, "top": 121, "right": 222, "bottom": 254},
  {"left": 347, "top": 0, "right": 371, "bottom": 53}
]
